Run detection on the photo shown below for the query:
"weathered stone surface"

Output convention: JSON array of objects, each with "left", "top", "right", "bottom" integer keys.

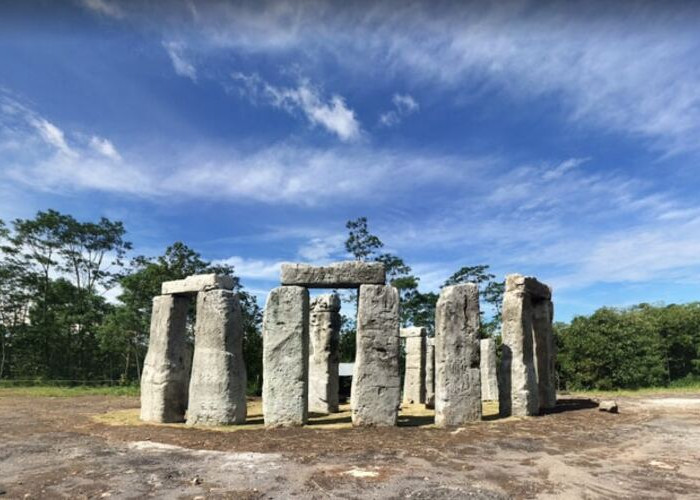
[
  {"left": 140, "top": 295, "right": 191, "bottom": 423},
  {"left": 262, "top": 286, "right": 309, "bottom": 427},
  {"left": 499, "top": 274, "right": 543, "bottom": 417},
  {"left": 480, "top": 338, "right": 498, "bottom": 401},
  {"left": 161, "top": 274, "right": 235, "bottom": 295},
  {"left": 435, "top": 284, "right": 482, "bottom": 427},
  {"left": 533, "top": 299, "right": 557, "bottom": 410},
  {"left": 401, "top": 327, "right": 426, "bottom": 404},
  {"left": 351, "top": 285, "right": 401, "bottom": 426},
  {"left": 425, "top": 338, "right": 435, "bottom": 409},
  {"left": 280, "top": 261, "right": 385, "bottom": 288},
  {"left": 598, "top": 400, "right": 619, "bottom": 413},
  {"left": 308, "top": 293, "right": 341, "bottom": 414},
  {"left": 505, "top": 274, "right": 551, "bottom": 300},
  {"left": 187, "top": 290, "right": 247, "bottom": 426},
  {"left": 434, "top": 285, "right": 482, "bottom": 426}
]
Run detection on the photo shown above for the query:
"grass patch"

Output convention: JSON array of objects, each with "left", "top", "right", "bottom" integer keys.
[
  {"left": 0, "top": 385, "right": 140, "bottom": 398},
  {"left": 570, "top": 383, "right": 700, "bottom": 399}
]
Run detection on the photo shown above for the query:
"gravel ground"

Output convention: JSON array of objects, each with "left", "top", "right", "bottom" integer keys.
[{"left": 0, "top": 393, "right": 699, "bottom": 499}]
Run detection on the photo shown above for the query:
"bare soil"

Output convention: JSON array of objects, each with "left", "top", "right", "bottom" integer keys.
[{"left": 1, "top": 394, "right": 699, "bottom": 499}]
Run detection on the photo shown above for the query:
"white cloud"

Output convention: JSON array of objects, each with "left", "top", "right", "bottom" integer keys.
[
  {"left": 90, "top": 135, "right": 121, "bottom": 161},
  {"left": 211, "top": 256, "right": 283, "bottom": 281},
  {"left": 30, "top": 117, "right": 74, "bottom": 156},
  {"left": 231, "top": 73, "right": 361, "bottom": 141},
  {"left": 297, "top": 234, "right": 346, "bottom": 262},
  {"left": 163, "top": 41, "right": 197, "bottom": 81},
  {"left": 80, "top": 0, "right": 124, "bottom": 19},
  {"left": 379, "top": 93, "right": 419, "bottom": 127}
]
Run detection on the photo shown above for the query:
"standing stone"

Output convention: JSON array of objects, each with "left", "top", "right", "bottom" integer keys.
[
  {"left": 480, "top": 338, "right": 498, "bottom": 401},
  {"left": 351, "top": 285, "right": 401, "bottom": 426},
  {"left": 187, "top": 290, "right": 247, "bottom": 426},
  {"left": 434, "top": 284, "right": 481, "bottom": 427},
  {"left": 425, "top": 338, "right": 435, "bottom": 409},
  {"left": 308, "top": 293, "right": 341, "bottom": 414},
  {"left": 401, "top": 327, "right": 426, "bottom": 404},
  {"left": 499, "top": 274, "right": 551, "bottom": 417},
  {"left": 140, "top": 295, "right": 191, "bottom": 423},
  {"left": 534, "top": 299, "right": 557, "bottom": 410},
  {"left": 263, "top": 286, "right": 309, "bottom": 427}
]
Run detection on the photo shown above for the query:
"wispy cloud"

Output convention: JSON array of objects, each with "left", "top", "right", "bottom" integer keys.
[
  {"left": 163, "top": 41, "right": 197, "bottom": 81},
  {"left": 379, "top": 94, "right": 419, "bottom": 127},
  {"left": 80, "top": 0, "right": 124, "bottom": 19},
  {"left": 231, "top": 72, "right": 361, "bottom": 142}
]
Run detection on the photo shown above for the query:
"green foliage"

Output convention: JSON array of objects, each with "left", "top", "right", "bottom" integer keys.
[
  {"left": 557, "top": 303, "right": 700, "bottom": 390},
  {"left": 345, "top": 217, "right": 383, "bottom": 261}
]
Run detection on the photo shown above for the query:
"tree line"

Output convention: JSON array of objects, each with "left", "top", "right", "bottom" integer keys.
[{"left": 1, "top": 210, "right": 698, "bottom": 392}]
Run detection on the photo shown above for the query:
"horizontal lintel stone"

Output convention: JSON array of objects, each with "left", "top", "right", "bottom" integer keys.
[
  {"left": 161, "top": 274, "right": 235, "bottom": 295},
  {"left": 280, "top": 261, "right": 385, "bottom": 288}
]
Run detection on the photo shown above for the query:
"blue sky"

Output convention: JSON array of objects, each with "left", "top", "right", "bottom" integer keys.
[{"left": 1, "top": 0, "right": 700, "bottom": 321}]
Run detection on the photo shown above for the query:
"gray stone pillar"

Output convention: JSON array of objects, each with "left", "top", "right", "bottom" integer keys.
[
  {"left": 425, "top": 338, "right": 435, "bottom": 409},
  {"left": 499, "top": 274, "right": 552, "bottom": 417},
  {"left": 140, "top": 295, "right": 191, "bottom": 423},
  {"left": 435, "top": 284, "right": 481, "bottom": 427},
  {"left": 480, "top": 338, "right": 498, "bottom": 401},
  {"left": 187, "top": 290, "right": 247, "bottom": 426},
  {"left": 534, "top": 299, "right": 557, "bottom": 410},
  {"left": 262, "top": 286, "right": 309, "bottom": 427},
  {"left": 401, "top": 327, "right": 426, "bottom": 404},
  {"left": 308, "top": 293, "right": 341, "bottom": 414},
  {"left": 351, "top": 284, "right": 401, "bottom": 426}
]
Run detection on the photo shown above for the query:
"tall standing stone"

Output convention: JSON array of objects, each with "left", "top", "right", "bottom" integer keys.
[
  {"left": 140, "top": 295, "right": 191, "bottom": 423},
  {"left": 425, "top": 338, "right": 435, "bottom": 409},
  {"left": 499, "top": 274, "right": 553, "bottom": 417},
  {"left": 434, "top": 284, "right": 481, "bottom": 427},
  {"left": 534, "top": 299, "right": 557, "bottom": 410},
  {"left": 480, "top": 338, "right": 498, "bottom": 401},
  {"left": 263, "top": 286, "right": 309, "bottom": 427},
  {"left": 351, "top": 284, "right": 401, "bottom": 426},
  {"left": 308, "top": 293, "right": 341, "bottom": 414},
  {"left": 187, "top": 290, "right": 247, "bottom": 426},
  {"left": 401, "top": 327, "right": 426, "bottom": 404}
]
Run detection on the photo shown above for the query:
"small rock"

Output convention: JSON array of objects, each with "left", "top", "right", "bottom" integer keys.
[
  {"left": 191, "top": 477, "right": 202, "bottom": 486},
  {"left": 598, "top": 400, "right": 618, "bottom": 413},
  {"left": 100, "top": 493, "right": 111, "bottom": 498}
]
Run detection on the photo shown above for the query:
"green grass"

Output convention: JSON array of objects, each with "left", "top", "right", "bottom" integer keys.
[
  {"left": 570, "top": 383, "right": 700, "bottom": 399},
  {"left": 0, "top": 384, "right": 139, "bottom": 397}
]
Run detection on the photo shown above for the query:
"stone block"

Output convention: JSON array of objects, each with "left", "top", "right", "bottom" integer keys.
[
  {"left": 161, "top": 273, "right": 235, "bottom": 295},
  {"left": 140, "top": 295, "right": 191, "bottom": 423},
  {"left": 262, "top": 286, "right": 309, "bottom": 427},
  {"left": 480, "top": 338, "right": 498, "bottom": 401},
  {"left": 499, "top": 274, "right": 544, "bottom": 417},
  {"left": 435, "top": 284, "right": 482, "bottom": 427},
  {"left": 425, "top": 338, "right": 435, "bottom": 409},
  {"left": 351, "top": 284, "right": 401, "bottom": 426},
  {"left": 401, "top": 327, "right": 426, "bottom": 404},
  {"left": 187, "top": 290, "right": 247, "bottom": 426},
  {"left": 280, "top": 261, "right": 385, "bottom": 288},
  {"left": 534, "top": 299, "right": 557, "bottom": 410},
  {"left": 308, "top": 293, "right": 341, "bottom": 414}
]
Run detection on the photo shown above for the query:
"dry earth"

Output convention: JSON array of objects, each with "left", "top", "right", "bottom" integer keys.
[{"left": 1, "top": 393, "right": 699, "bottom": 499}]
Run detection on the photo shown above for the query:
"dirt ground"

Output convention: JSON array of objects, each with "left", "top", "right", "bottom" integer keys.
[{"left": 1, "top": 394, "right": 699, "bottom": 499}]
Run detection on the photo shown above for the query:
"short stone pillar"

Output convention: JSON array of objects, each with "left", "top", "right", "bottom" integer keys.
[
  {"left": 351, "top": 284, "right": 401, "bottom": 426},
  {"left": 187, "top": 290, "right": 247, "bottom": 425},
  {"left": 534, "top": 299, "right": 557, "bottom": 410},
  {"left": 308, "top": 293, "right": 341, "bottom": 414},
  {"left": 435, "top": 284, "right": 481, "bottom": 427},
  {"left": 262, "top": 286, "right": 310, "bottom": 427},
  {"left": 401, "top": 327, "right": 426, "bottom": 404},
  {"left": 499, "top": 274, "right": 554, "bottom": 417},
  {"left": 425, "top": 338, "right": 435, "bottom": 409},
  {"left": 140, "top": 295, "right": 191, "bottom": 423},
  {"left": 480, "top": 338, "right": 498, "bottom": 401}
]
